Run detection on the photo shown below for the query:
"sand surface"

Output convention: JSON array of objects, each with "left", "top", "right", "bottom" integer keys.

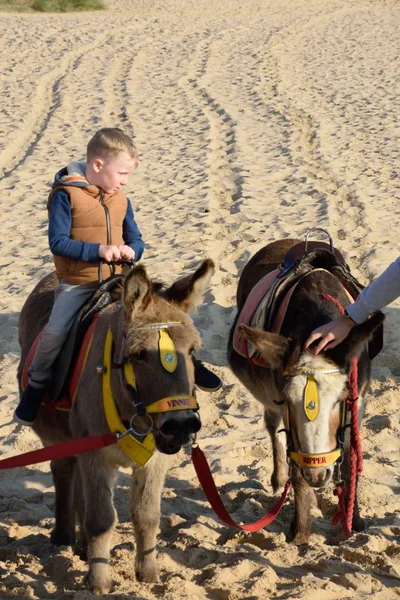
[{"left": 0, "top": 0, "right": 399, "bottom": 597}]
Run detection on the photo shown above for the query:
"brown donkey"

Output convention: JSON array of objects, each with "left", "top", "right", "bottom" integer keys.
[
  {"left": 228, "top": 239, "right": 383, "bottom": 546},
  {"left": 17, "top": 260, "right": 214, "bottom": 594}
]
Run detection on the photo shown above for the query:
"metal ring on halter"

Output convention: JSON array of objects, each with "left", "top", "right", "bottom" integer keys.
[
  {"left": 129, "top": 413, "right": 153, "bottom": 437},
  {"left": 304, "top": 228, "right": 334, "bottom": 254},
  {"left": 191, "top": 433, "right": 198, "bottom": 449},
  {"left": 334, "top": 462, "right": 343, "bottom": 483}
]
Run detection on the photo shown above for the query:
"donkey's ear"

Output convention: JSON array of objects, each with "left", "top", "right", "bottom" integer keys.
[
  {"left": 331, "top": 311, "right": 385, "bottom": 363},
  {"left": 123, "top": 265, "right": 152, "bottom": 317},
  {"left": 165, "top": 259, "right": 215, "bottom": 313},
  {"left": 237, "top": 324, "right": 292, "bottom": 369}
]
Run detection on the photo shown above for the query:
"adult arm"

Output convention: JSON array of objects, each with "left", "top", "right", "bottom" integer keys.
[
  {"left": 305, "top": 256, "right": 400, "bottom": 354},
  {"left": 345, "top": 257, "right": 400, "bottom": 323}
]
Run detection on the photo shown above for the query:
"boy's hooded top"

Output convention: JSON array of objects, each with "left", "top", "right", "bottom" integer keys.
[{"left": 47, "top": 162, "right": 144, "bottom": 285}]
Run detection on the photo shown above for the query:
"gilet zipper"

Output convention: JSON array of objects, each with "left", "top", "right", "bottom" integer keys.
[{"left": 99, "top": 190, "right": 114, "bottom": 280}]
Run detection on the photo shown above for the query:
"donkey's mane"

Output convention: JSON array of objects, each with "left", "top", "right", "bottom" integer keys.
[{"left": 277, "top": 270, "right": 352, "bottom": 370}]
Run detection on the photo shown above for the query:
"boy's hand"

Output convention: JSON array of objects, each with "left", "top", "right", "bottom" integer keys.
[
  {"left": 99, "top": 245, "right": 121, "bottom": 262},
  {"left": 118, "top": 245, "right": 136, "bottom": 261}
]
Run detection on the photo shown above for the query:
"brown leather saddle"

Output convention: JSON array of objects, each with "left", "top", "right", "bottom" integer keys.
[
  {"left": 281, "top": 240, "right": 347, "bottom": 274},
  {"left": 265, "top": 237, "right": 383, "bottom": 359}
]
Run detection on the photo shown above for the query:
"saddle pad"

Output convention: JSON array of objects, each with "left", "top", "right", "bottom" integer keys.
[
  {"left": 233, "top": 268, "right": 280, "bottom": 362},
  {"left": 21, "top": 315, "right": 99, "bottom": 412}
]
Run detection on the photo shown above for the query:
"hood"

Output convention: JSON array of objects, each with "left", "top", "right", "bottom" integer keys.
[{"left": 52, "top": 161, "right": 92, "bottom": 189}]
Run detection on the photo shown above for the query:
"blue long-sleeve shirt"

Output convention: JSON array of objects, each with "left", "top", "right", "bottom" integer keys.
[{"left": 48, "top": 190, "right": 145, "bottom": 263}]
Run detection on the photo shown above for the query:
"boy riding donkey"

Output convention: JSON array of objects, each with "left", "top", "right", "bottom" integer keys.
[{"left": 15, "top": 128, "right": 222, "bottom": 425}]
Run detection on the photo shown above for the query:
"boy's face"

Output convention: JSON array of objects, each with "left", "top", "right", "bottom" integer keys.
[{"left": 90, "top": 152, "right": 137, "bottom": 194}]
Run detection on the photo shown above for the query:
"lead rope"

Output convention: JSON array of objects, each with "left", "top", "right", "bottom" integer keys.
[{"left": 321, "top": 293, "right": 362, "bottom": 536}]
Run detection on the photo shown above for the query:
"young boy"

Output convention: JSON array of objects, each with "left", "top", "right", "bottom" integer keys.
[{"left": 15, "top": 128, "right": 221, "bottom": 426}]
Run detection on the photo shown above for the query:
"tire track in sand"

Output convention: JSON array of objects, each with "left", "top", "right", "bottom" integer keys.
[
  {"left": 258, "top": 32, "right": 374, "bottom": 280},
  {"left": 179, "top": 33, "right": 242, "bottom": 362},
  {"left": 0, "top": 27, "right": 138, "bottom": 183}
]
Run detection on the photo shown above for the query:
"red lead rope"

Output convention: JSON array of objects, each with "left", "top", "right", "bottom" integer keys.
[
  {"left": 0, "top": 433, "right": 118, "bottom": 470},
  {"left": 191, "top": 445, "right": 291, "bottom": 532},
  {"left": 332, "top": 357, "right": 362, "bottom": 536},
  {"left": 321, "top": 293, "right": 362, "bottom": 537}
]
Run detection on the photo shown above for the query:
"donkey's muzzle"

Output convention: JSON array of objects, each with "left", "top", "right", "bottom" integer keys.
[
  {"left": 157, "top": 413, "right": 202, "bottom": 454},
  {"left": 301, "top": 467, "right": 333, "bottom": 488}
]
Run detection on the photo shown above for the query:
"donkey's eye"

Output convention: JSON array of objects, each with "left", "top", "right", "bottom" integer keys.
[
  {"left": 133, "top": 349, "right": 147, "bottom": 361},
  {"left": 189, "top": 347, "right": 195, "bottom": 355}
]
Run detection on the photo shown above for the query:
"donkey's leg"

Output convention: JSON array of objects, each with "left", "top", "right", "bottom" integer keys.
[
  {"left": 50, "top": 457, "right": 77, "bottom": 546},
  {"left": 264, "top": 408, "right": 288, "bottom": 493},
  {"left": 74, "top": 465, "right": 88, "bottom": 560},
  {"left": 131, "top": 453, "right": 170, "bottom": 583},
  {"left": 79, "top": 452, "right": 117, "bottom": 595},
  {"left": 289, "top": 469, "right": 316, "bottom": 547}
]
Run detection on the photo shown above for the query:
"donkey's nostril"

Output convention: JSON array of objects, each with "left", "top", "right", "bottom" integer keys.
[
  {"left": 160, "top": 415, "right": 202, "bottom": 438},
  {"left": 188, "top": 416, "right": 201, "bottom": 434},
  {"left": 302, "top": 468, "right": 332, "bottom": 488},
  {"left": 160, "top": 419, "right": 179, "bottom": 437}
]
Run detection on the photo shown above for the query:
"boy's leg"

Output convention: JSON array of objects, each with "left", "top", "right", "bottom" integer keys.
[
  {"left": 15, "top": 281, "right": 97, "bottom": 425},
  {"left": 192, "top": 356, "right": 222, "bottom": 392}
]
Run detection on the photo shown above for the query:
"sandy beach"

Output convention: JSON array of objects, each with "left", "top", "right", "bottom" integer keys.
[{"left": 0, "top": 0, "right": 399, "bottom": 597}]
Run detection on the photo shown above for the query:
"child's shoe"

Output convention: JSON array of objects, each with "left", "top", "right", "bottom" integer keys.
[
  {"left": 193, "top": 357, "right": 222, "bottom": 392},
  {"left": 14, "top": 384, "right": 45, "bottom": 426}
]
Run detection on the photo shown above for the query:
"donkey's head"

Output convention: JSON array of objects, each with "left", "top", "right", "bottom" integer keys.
[
  {"left": 238, "top": 312, "right": 384, "bottom": 488},
  {"left": 119, "top": 259, "right": 214, "bottom": 455}
]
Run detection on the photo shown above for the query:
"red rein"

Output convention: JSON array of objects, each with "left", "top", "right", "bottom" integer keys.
[{"left": 322, "top": 293, "right": 362, "bottom": 536}]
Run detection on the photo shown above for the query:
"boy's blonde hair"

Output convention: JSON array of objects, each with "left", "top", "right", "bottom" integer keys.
[{"left": 87, "top": 128, "right": 138, "bottom": 165}]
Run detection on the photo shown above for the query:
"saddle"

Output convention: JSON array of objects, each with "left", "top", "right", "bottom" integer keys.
[
  {"left": 48, "top": 275, "right": 124, "bottom": 401},
  {"left": 266, "top": 241, "right": 363, "bottom": 331},
  {"left": 234, "top": 234, "right": 383, "bottom": 361}
]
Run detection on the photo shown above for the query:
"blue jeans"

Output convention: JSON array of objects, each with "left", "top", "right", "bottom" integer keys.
[{"left": 28, "top": 279, "right": 97, "bottom": 387}]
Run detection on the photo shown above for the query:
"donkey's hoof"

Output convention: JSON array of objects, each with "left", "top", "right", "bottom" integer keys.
[
  {"left": 292, "top": 534, "right": 310, "bottom": 548},
  {"left": 86, "top": 574, "right": 111, "bottom": 595},
  {"left": 135, "top": 564, "right": 159, "bottom": 583},
  {"left": 297, "top": 543, "right": 309, "bottom": 557},
  {"left": 352, "top": 516, "right": 366, "bottom": 532},
  {"left": 92, "top": 585, "right": 111, "bottom": 596},
  {"left": 51, "top": 529, "right": 76, "bottom": 547}
]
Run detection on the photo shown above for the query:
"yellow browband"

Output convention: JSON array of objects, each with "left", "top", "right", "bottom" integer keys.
[{"left": 102, "top": 327, "right": 198, "bottom": 466}]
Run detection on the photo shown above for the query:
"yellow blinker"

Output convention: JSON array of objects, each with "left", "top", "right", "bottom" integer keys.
[
  {"left": 159, "top": 328, "right": 177, "bottom": 373},
  {"left": 304, "top": 374, "right": 319, "bottom": 421}
]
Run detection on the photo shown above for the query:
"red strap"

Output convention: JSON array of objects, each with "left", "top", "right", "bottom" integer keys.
[
  {"left": 191, "top": 446, "right": 291, "bottom": 532},
  {"left": 0, "top": 433, "right": 118, "bottom": 470}
]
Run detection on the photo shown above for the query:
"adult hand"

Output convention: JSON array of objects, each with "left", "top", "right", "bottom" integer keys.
[
  {"left": 304, "top": 316, "right": 356, "bottom": 355},
  {"left": 118, "top": 245, "right": 135, "bottom": 261},
  {"left": 99, "top": 245, "right": 121, "bottom": 262}
]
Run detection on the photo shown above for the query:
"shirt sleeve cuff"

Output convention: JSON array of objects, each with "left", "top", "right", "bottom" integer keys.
[{"left": 345, "top": 301, "right": 371, "bottom": 324}]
